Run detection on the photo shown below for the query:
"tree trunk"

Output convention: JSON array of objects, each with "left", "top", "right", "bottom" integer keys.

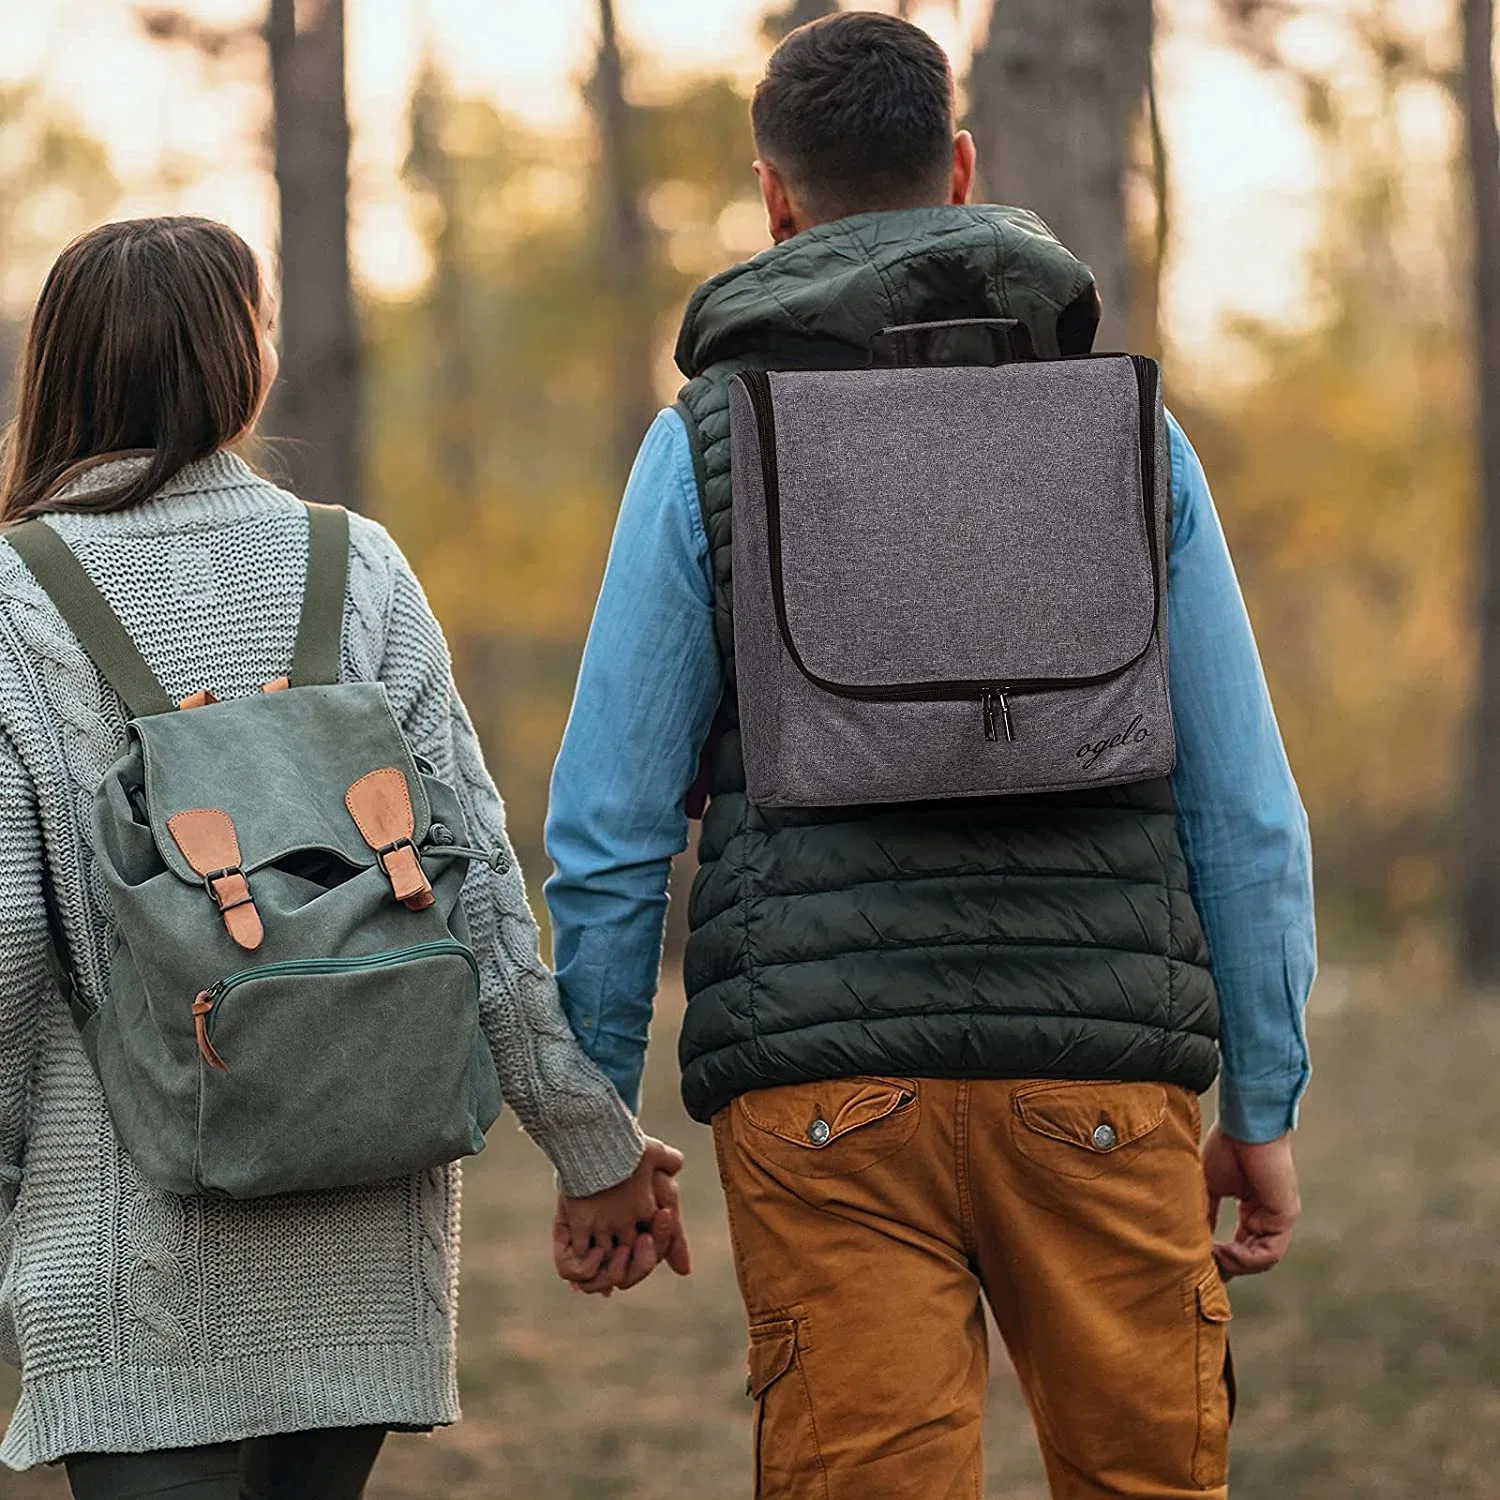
[
  {"left": 1461, "top": 0, "right": 1500, "bottom": 981},
  {"left": 969, "top": 0, "right": 1153, "bottom": 351},
  {"left": 593, "top": 0, "right": 655, "bottom": 485},
  {"left": 406, "top": 58, "right": 477, "bottom": 504},
  {"left": 266, "top": 0, "right": 360, "bottom": 508},
  {"left": 764, "top": 0, "right": 838, "bottom": 40}
]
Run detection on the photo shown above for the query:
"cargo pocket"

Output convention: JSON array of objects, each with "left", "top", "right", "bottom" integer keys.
[
  {"left": 1192, "top": 1270, "right": 1233, "bottom": 1488},
  {"left": 735, "top": 1077, "right": 919, "bottom": 1179},
  {"left": 1010, "top": 1081, "right": 1168, "bottom": 1180},
  {"left": 747, "top": 1318, "right": 824, "bottom": 1499}
]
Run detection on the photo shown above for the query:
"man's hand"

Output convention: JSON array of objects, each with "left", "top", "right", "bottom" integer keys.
[
  {"left": 553, "top": 1138, "right": 692, "bottom": 1296},
  {"left": 1202, "top": 1124, "right": 1301, "bottom": 1279}
]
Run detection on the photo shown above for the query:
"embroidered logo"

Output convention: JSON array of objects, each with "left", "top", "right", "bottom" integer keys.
[{"left": 1076, "top": 715, "right": 1151, "bottom": 771}]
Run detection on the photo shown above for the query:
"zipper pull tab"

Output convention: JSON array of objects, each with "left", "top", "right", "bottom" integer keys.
[
  {"left": 193, "top": 988, "right": 230, "bottom": 1072},
  {"left": 982, "top": 688, "right": 1015, "bottom": 744}
]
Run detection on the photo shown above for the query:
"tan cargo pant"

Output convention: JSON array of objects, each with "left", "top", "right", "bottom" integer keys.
[{"left": 713, "top": 1077, "right": 1233, "bottom": 1499}]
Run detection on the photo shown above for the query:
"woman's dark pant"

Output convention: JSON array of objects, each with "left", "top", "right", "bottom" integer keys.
[{"left": 64, "top": 1426, "right": 387, "bottom": 1500}]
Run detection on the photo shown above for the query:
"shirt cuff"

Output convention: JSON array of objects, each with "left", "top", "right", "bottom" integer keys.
[
  {"left": 596, "top": 1041, "right": 648, "bottom": 1117},
  {"left": 1216, "top": 1067, "right": 1310, "bottom": 1144}
]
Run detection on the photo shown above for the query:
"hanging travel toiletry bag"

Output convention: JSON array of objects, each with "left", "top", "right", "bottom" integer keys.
[{"left": 728, "top": 320, "right": 1174, "bottom": 807}]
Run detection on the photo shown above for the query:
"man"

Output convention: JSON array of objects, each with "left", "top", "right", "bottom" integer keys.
[{"left": 547, "top": 13, "right": 1314, "bottom": 1498}]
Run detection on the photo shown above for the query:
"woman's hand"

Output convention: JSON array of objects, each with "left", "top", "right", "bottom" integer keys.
[{"left": 553, "top": 1138, "right": 692, "bottom": 1296}]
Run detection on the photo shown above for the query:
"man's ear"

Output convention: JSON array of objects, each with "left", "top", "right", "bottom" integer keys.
[
  {"left": 755, "top": 159, "right": 802, "bottom": 244},
  {"left": 951, "top": 131, "right": 977, "bottom": 206}
]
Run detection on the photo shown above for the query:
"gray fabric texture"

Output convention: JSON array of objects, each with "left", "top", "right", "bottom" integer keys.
[
  {"left": 730, "top": 357, "right": 1175, "bottom": 807},
  {"left": 0, "top": 452, "right": 644, "bottom": 1469}
]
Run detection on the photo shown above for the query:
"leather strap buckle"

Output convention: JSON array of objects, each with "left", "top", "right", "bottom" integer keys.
[
  {"left": 167, "top": 808, "right": 265, "bottom": 951},
  {"left": 376, "top": 837, "right": 416, "bottom": 873},
  {"left": 204, "top": 866, "right": 254, "bottom": 913},
  {"left": 345, "top": 769, "right": 436, "bottom": 911}
]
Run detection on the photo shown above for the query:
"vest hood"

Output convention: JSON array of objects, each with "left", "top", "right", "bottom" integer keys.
[{"left": 675, "top": 204, "right": 1099, "bottom": 379}]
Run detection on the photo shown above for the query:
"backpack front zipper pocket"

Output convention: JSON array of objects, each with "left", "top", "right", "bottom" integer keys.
[
  {"left": 192, "top": 939, "right": 480, "bottom": 1070},
  {"left": 188, "top": 934, "right": 496, "bottom": 1197}
]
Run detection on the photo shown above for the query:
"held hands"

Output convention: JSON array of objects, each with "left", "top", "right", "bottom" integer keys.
[
  {"left": 553, "top": 1137, "right": 693, "bottom": 1297},
  {"left": 1202, "top": 1124, "right": 1301, "bottom": 1279}
]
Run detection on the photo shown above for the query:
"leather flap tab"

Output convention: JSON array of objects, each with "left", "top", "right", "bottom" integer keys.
[
  {"left": 345, "top": 767, "right": 416, "bottom": 846},
  {"left": 167, "top": 807, "right": 242, "bottom": 875},
  {"left": 166, "top": 808, "right": 265, "bottom": 951},
  {"left": 346, "top": 768, "right": 436, "bottom": 911}
]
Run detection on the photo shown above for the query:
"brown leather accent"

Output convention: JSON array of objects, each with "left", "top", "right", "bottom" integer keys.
[
  {"left": 345, "top": 768, "right": 435, "bottom": 910},
  {"left": 178, "top": 689, "right": 221, "bottom": 710},
  {"left": 193, "top": 992, "right": 229, "bottom": 1071},
  {"left": 382, "top": 843, "right": 436, "bottom": 910},
  {"left": 166, "top": 808, "right": 265, "bottom": 950},
  {"left": 262, "top": 676, "right": 290, "bottom": 694}
]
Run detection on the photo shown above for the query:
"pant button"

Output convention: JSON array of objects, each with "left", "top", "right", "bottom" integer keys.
[
  {"left": 1092, "top": 1122, "right": 1118, "bottom": 1151},
  {"left": 807, "top": 1118, "right": 832, "bottom": 1146}
]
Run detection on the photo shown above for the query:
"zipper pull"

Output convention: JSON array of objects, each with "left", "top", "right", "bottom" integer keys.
[
  {"left": 193, "top": 987, "right": 230, "bottom": 1072},
  {"left": 982, "top": 688, "right": 1015, "bottom": 744}
]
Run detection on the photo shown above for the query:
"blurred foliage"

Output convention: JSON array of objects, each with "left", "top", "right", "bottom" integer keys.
[
  {"left": 1180, "top": 0, "right": 1469, "bottom": 947},
  {"left": 366, "top": 73, "right": 757, "bottom": 865},
  {"left": 0, "top": 85, "right": 118, "bottom": 411},
  {"left": 0, "top": 1, "right": 1485, "bottom": 950}
]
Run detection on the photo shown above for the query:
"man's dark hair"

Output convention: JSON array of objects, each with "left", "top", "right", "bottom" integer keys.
[{"left": 753, "top": 12, "right": 956, "bottom": 222}]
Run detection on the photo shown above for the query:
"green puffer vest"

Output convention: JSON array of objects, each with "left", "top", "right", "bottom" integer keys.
[{"left": 673, "top": 205, "right": 1219, "bottom": 1124}]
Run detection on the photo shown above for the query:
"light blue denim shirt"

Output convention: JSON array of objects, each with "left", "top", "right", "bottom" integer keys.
[{"left": 545, "top": 406, "right": 1316, "bottom": 1142}]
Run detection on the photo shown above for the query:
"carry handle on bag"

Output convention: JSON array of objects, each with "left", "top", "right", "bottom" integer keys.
[{"left": 727, "top": 323, "right": 1174, "bottom": 809}]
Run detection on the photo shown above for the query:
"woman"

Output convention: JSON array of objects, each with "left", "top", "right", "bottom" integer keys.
[{"left": 0, "top": 216, "right": 682, "bottom": 1498}]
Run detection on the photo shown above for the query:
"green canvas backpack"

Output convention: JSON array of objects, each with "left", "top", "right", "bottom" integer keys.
[{"left": 7, "top": 504, "right": 503, "bottom": 1199}]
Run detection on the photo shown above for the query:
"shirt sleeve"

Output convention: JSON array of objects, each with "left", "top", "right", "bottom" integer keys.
[
  {"left": 545, "top": 408, "right": 724, "bottom": 1113},
  {"left": 1166, "top": 412, "right": 1316, "bottom": 1143}
]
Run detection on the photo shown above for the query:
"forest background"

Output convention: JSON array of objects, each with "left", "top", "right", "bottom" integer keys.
[{"left": 3, "top": 1, "right": 1500, "bottom": 1495}]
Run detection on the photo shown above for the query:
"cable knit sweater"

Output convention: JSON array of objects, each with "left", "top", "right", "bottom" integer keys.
[{"left": 0, "top": 451, "right": 644, "bottom": 1469}]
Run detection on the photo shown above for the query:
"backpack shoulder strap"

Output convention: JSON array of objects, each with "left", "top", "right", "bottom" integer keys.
[
  {"left": 5, "top": 520, "right": 177, "bottom": 719},
  {"left": 7, "top": 500, "right": 350, "bottom": 712},
  {"left": 288, "top": 502, "right": 350, "bottom": 688}
]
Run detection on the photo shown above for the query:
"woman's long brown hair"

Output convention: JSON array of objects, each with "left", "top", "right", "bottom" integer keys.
[{"left": 0, "top": 217, "right": 267, "bottom": 522}]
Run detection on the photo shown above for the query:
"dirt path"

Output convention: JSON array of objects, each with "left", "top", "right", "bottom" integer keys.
[{"left": 5, "top": 976, "right": 1500, "bottom": 1497}]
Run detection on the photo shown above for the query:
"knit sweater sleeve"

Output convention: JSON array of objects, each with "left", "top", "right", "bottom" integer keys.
[
  {"left": 371, "top": 539, "right": 645, "bottom": 1198},
  {"left": 0, "top": 729, "right": 49, "bottom": 1219}
]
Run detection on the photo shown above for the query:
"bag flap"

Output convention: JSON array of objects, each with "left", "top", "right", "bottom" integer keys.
[
  {"left": 132, "top": 681, "right": 430, "bottom": 884},
  {"left": 753, "top": 357, "right": 1158, "bottom": 690}
]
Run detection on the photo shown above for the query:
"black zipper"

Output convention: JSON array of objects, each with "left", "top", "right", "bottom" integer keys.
[{"left": 740, "top": 354, "right": 1162, "bottom": 744}]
